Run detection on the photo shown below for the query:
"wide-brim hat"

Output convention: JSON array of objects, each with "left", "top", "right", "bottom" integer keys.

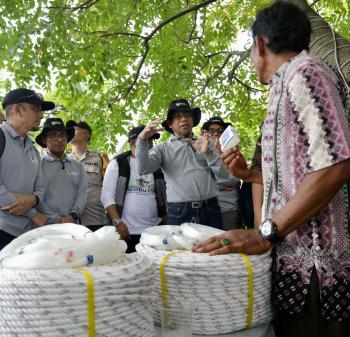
[
  {"left": 128, "top": 125, "right": 160, "bottom": 142},
  {"left": 2, "top": 88, "right": 55, "bottom": 111},
  {"left": 201, "top": 116, "right": 232, "bottom": 131},
  {"left": 161, "top": 99, "right": 201, "bottom": 133},
  {"left": 35, "top": 118, "right": 75, "bottom": 148}
]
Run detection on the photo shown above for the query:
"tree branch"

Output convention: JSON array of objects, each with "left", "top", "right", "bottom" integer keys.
[
  {"left": 109, "top": 0, "right": 220, "bottom": 103},
  {"left": 310, "top": 0, "right": 321, "bottom": 6},
  {"left": 191, "top": 51, "right": 234, "bottom": 103},
  {"left": 227, "top": 50, "right": 250, "bottom": 82},
  {"left": 186, "top": 10, "right": 198, "bottom": 44},
  {"left": 231, "top": 75, "right": 268, "bottom": 93},
  {"left": 48, "top": 0, "right": 102, "bottom": 12}
]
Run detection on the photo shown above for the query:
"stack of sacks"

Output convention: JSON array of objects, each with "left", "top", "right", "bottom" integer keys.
[
  {"left": 137, "top": 223, "right": 273, "bottom": 335},
  {"left": 0, "top": 224, "right": 156, "bottom": 337}
]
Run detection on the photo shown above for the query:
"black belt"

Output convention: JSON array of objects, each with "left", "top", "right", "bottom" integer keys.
[{"left": 168, "top": 197, "right": 218, "bottom": 209}]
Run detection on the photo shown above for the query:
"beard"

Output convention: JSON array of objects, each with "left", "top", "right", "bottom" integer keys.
[
  {"left": 31, "top": 126, "right": 40, "bottom": 132},
  {"left": 175, "top": 129, "right": 192, "bottom": 139}
]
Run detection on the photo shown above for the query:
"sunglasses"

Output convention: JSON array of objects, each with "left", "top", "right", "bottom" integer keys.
[{"left": 208, "top": 127, "right": 224, "bottom": 133}]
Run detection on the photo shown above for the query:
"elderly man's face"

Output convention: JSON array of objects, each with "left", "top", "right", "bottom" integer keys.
[
  {"left": 17, "top": 103, "right": 43, "bottom": 131},
  {"left": 250, "top": 37, "right": 270, "bottom": 85},
  {"left": 169, "top": 111, "right": 193, "bottom": 138},
  {"left": 45, "top": 130, "right": 67, "bottom": 156}
]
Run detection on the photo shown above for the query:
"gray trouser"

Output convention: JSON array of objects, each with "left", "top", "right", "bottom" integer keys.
[{"left": 221, "top": 210, "right": 242, "bottom": 231}]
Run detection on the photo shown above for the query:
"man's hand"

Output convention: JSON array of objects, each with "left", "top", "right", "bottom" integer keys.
[
  {"left": 115, "top": 222, "right": 130, "bottom": 240},
  {"left": 32, "top": 213, "right": 48, "bottom": 226},
  {"left": 139, "top": 118, "right": 164, "bottom": 140},
  {"left": 194, "top": 133, "right": 210, "bottom": 154},
  {"left": 220, "top": 147, "right": 251, "bottom": 181},
  {"left": 192, "top": 229, "right": 272, "bottom": 256},
  {"left": 1, "top": 193, "right": 36, "bottom": 215},
  {"left": 59, "top": 215, "right": 76, "bottom": 224}
]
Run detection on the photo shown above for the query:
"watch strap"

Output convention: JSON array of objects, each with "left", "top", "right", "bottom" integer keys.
[
  {"left": 112, "top": 218, "right": 122, "bottom": 226},
  {"left": 259, "top": 219, "right": 283, "bottom": 244},
  {"left": 70, "top": 212, "right": 79, "bottom": 221}
]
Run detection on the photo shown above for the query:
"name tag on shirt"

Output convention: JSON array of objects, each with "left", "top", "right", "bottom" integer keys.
[
  {"left": 67, "top": 170, "right": 78, "bottom": 176},
  {"left": 30, "top": 155, "right": 38, "bottom": 163}
]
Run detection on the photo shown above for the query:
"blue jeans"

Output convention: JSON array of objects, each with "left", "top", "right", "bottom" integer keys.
[{"left": 167, "top": 200, "right": 223, "bottom": 229}]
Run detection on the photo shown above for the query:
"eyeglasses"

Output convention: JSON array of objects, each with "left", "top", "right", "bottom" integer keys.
[
  {"left": 208, "top": 127, "right": 224, "bottom": 134},
  {"left": 46, "top": 131, "right": 67, "bottom": 140},
  {"left": 172, "top": 112, "right": 192, "bottom": 120}
]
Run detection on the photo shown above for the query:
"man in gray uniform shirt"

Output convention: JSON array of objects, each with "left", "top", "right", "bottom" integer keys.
[
  {"left": 201, "top": 116, "right": 242, "bottom": 230},
  {"left": 67, "top": 120, "right": 109, "bottom": 230},
  {"left": 136, "top": 99, "right": 231, "bottom": 229},
  {"left": 0, "top": 88, "right": 54, "bottom": 249},
  {"left": 35, "top": 118, "right": 88, "bottom": 224}
]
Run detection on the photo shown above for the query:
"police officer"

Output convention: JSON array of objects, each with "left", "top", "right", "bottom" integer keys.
[{"left": 67, "top": 120, "right": 109, "bottom": 230}]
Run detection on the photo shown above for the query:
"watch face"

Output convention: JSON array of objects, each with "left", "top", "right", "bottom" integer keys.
[{"left": 261, "top": 220, "right": 273, "bottom": 236}]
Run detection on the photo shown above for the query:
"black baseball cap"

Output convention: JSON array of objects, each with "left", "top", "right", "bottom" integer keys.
[
  {"left": 66, "top": 120, "right": 92, "bottom": 135},
  {"left": 202, "top": 116, "right": 231, "bottom": 131},
  {"left": 2, "top": 88, "right": 55, "bottom": 111},
  {"left": 128, "top": 125, "right": 160, "bottom": 142}
]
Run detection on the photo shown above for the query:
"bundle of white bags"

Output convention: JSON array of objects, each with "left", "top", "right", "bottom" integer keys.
[
  {"left": 137, "top": 223, "right": 273, "bottom": 335},
  {"left": 0, "top": 224, "right": 156, "bottom": 337}
]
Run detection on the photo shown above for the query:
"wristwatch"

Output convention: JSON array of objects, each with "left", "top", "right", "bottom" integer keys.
[
  {"left": 258, "top": 219, "right": 283, "bottom": 244},
  {"left": 70, "top": 212, "right": 80, "bottom": 222},
  {"left": 112, "top": 218, "right": 123, "bottom": 226}
]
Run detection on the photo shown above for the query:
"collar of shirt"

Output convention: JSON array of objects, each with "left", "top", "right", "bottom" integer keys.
[
  {"left": 44, "top": 153, "right": 72, "bottom": 162},
  {"left": 169, "top": 135, "right": 198, "bottom": 142},
  {"left": 2, "top": 122, "right": 32, "bottom": 142},
  {"left": 269, "top": 50, "right": 308, "bottom": 86}
]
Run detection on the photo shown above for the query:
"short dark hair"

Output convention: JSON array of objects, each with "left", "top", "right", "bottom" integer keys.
[{"left": 251, "top": 2, "right": 311, "bottom": 54}]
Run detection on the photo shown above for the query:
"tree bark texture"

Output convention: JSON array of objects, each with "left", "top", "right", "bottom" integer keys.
[{"left": 288, "top": 0, "right": 350, "bottom": 87}]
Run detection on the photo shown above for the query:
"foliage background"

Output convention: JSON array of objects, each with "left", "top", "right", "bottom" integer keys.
[{"left": 0, "top": 0, "right": 349, "bottom": 157}]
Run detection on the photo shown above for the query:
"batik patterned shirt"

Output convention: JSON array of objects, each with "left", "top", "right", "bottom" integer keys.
[{"left": 261, "top": 50, "right": 350, "bottom": 321}]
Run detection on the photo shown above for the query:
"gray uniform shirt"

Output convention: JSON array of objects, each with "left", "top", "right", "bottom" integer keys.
[
  {"left": 37, "top": 154, "right": 88, "bottom": 224},
  {"left": 69, "top": 151, "right": 106, "bottom": 227},
  {"left": 0, "top": 123, "right": 44, "bottom": 237},
  {"left": 136, "top": 136, "right": 233, "bottom": 202}
]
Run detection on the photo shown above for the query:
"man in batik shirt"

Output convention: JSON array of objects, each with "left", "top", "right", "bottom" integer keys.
[{"left": 194, "top": 3, "right": 350, "bottom": 337}]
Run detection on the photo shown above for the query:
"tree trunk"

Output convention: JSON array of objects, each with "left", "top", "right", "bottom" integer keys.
[{"left": 288, "top": 0, "right": 350, "bottom": 87}]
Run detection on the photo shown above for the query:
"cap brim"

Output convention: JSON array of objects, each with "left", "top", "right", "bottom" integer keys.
[
  {"left": 41, "top": 101, "right": 55, "bottom": 111},
  {"left": 66, "top": 120, "right": 78, "bottom": 129},
  {"left": 161, "top": 120, "right": 173, "bottom": 133},
  {"left": 35, "top": 132, "right": 46, "bottom": 148}
]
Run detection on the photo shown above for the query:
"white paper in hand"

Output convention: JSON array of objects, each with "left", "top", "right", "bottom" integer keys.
[{"left": 219, "top": 125, "right": 240, "bottom": 151}]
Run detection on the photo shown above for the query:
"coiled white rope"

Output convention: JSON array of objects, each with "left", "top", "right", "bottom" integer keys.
[
  {"left": 137, "top": 224, "right": 273, "bottom": 335},
  {"left": 0, "top": 224, "right": 156, "bottom": 337},
  {"left": 140, "top": 223, "right": 225, "bottom": 250}
]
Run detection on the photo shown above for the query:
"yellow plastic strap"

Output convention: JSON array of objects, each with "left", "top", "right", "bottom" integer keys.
[
  {"left": 239, "top": 253, "right": 254, "bottom": 329},
  {"left": 160, "top": 251, "right": 185, "bottom": 308},
  {"left": 79, "top": 268, "right": 96, "bottom": 337}
]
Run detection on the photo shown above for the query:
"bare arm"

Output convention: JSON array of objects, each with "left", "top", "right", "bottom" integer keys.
[
  {"left": 273, "top": 158, "right": 350, "bottom": 236},
  {"left": 194, "top": 159, "right": 350, "bottom": 255},
  {"left": 252, "top": 183, "right": 263, "bottom": 228},
  {"left": 220, "top": 147, "right": 263, "bottom": 184}
]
